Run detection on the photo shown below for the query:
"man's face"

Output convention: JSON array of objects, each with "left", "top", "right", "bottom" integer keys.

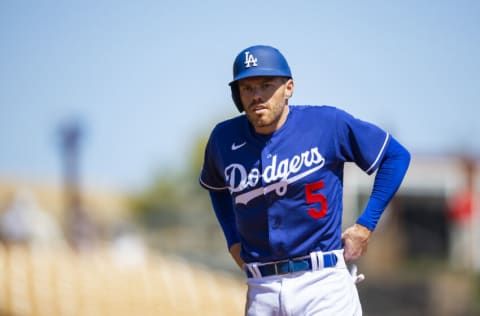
[{"left": 238, "top": 76, "right": 294, "bottom": 135}]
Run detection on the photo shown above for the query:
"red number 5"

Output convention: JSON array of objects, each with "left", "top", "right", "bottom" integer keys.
[{"left": 305, "top": 180, "right": 328, "bottom": 219}]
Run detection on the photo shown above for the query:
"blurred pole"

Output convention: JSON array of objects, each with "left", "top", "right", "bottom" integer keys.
[
  {"left": 58, "top": 119, "right": 95, "bottom": 252},
  {"left": 471, "top": 159, "right": 480, "bottom": 272},
  {"left": 462, "top": 157, "right": 479, "bottom": 272}
]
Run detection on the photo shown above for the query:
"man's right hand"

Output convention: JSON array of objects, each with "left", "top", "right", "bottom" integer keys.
[{"left": 229, "top": 243, "right": 245, "bottom": 269}]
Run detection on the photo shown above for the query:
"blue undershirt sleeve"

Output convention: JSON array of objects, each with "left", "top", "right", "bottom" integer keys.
[
  {"left": 209, "top": 190, "right": 240, "bottom": 249},
  {"left": 356, "top": 136, "right": 411, "bottom": 231}
]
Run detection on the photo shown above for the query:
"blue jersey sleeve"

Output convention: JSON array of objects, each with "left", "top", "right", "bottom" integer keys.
[
  {"left": 199, "top": 127, "right": 229, "bottom": 190},
  {"left": 356, "top": 137, "right": 411, "bottom": 230},
  {"left": 209, "top": 189, "right": 241, "bottom": 249},
  {"left": 335, "top": 109, "right": 390, "bottom": 174}
]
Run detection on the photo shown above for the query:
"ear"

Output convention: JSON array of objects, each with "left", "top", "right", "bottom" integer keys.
[{"left": 285, "top": 78, "right": 294, "bottom": 99}]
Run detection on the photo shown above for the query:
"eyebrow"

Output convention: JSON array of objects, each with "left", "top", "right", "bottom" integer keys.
[{"left": 238, "top": 77, "right": 277, "bottom": 86}]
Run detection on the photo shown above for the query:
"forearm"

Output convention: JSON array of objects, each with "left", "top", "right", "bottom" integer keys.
[
  {"left": 209, "top": 190, "right": 244, "bottom": 269},
  {"left": 357, "top": 137, "right": 410, "bottom": 230},
  {"left": 344, "top": 137, "right": 410, "bottom": 261},
  {"left": 209, "top": 190, "right": 241, "bottom": 248}
]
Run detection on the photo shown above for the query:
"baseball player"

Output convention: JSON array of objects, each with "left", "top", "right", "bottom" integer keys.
[{"left": 199, "top": 45, "right": 410, "bottom": 315}]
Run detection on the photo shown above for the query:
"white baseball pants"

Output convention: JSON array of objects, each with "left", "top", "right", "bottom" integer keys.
[{"left": 244, "top": 250, "right": 362, "bottom": 316}]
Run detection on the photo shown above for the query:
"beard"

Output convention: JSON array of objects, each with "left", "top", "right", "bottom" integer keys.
[{"left": 246, "top": 101, "right": 288, "bottom": 134}]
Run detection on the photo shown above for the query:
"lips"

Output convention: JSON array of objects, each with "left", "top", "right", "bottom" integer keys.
[{"left": 249, "top": 104, "right": 268, "bottom": 114}]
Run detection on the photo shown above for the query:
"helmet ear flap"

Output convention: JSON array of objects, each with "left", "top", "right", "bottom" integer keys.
[{"left": 231, "top": 83, "right": 244, "bottom": 112}]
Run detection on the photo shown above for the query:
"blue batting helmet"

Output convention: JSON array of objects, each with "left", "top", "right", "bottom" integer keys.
[{"left": 229, "top": 45, "right": 292, "bottom": 112}]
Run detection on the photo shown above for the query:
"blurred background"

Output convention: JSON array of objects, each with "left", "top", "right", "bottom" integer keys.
[{"left": 1, "top": 1, "right": 479, "bottom": 315}]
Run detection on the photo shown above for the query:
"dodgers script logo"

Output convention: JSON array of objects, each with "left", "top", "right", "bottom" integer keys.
[
  {"left": 225, "top": 147, "right": 325, "bottom": 205},
  {"left": 244, "top": 51, "right": 258, "bottom": 68}
]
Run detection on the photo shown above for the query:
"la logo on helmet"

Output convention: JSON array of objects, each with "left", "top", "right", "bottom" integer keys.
[{"left": 244, "top": 51, "right": 258, "bottom": 68}]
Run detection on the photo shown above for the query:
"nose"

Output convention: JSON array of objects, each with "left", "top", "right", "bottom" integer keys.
[
  {"left": 250, "top": 95, "right": 263, "bottom": 108},
  {"left": 251, "top": 86, "right": 263, "bottom": 102}
]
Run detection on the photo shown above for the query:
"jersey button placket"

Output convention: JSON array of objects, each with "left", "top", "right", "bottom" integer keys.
[{"left": 262, "top": 140, "right": 285, "bottom": 256}]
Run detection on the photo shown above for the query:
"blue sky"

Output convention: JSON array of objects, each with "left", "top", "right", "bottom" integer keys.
[{"left": 1, "top": 1, "right": 479, "bottom": 192}]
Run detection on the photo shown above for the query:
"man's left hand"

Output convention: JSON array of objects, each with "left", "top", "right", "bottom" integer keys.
[{"left": 342, "top": 224, "right": 372, "bottom": 261}]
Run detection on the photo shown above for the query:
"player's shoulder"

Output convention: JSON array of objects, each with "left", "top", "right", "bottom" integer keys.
[
  {"left": 290, "top": 104, "right": 346, "bottom": 118},
  {"left": 209, "top": 114, "right": 247, "bottom": 139},
  {"left": 212, "top": 114, "right": 245, "bottom": 131}
]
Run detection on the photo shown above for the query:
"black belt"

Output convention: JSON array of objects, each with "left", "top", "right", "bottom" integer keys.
[{"left": 245, "top": 253, "right": 338, "bottom": 278}]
